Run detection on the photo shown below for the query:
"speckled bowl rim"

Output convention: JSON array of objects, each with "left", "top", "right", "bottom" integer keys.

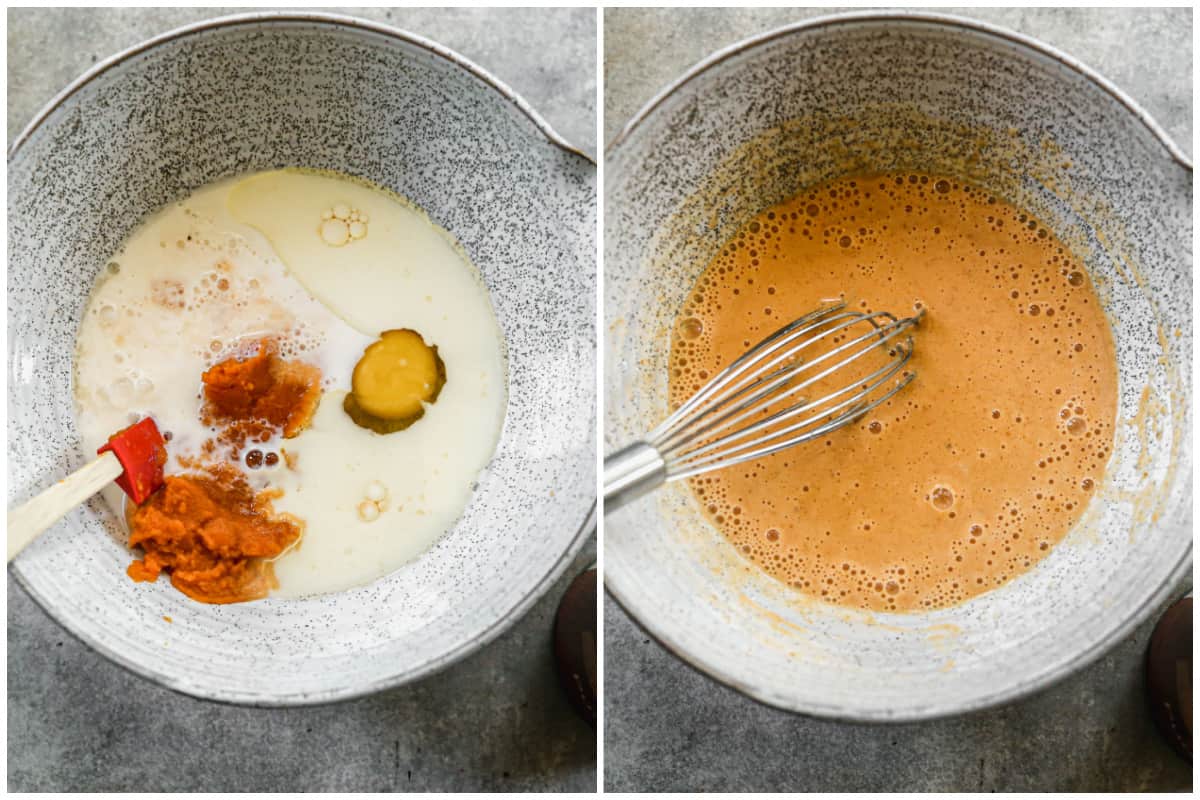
[
  {"left": 604, "top": 10, "right": 1193, "bottom": 722},
  {"left": 8, "top": 10, "right": 594, "bottom": 164},
  {"left": 8, "top": 11, "right": 596, "bottom": 708},
  {"left": 606, "top": 10, "right": 1192, "bottom": 172}
]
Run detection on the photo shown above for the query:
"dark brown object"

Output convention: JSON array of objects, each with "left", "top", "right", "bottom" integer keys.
[
  {"left": 1146, "top": 595, "right": 1192, "bottom": 762},
  {"left": 553, "top": 567, "right": 596, "bottom": 727}
]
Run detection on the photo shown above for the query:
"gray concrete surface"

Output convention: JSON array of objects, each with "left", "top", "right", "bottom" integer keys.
[
  {"left": 7, "top": 7, "right": 595, "bottom": 793},
  {"left": 603, "top": 6, "right": 1192, "bottom": 793}
]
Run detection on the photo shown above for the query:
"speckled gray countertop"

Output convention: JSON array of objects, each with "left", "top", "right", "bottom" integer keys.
[
  {"left": 603, "top": 7, "right": 1192, "bottom": 793},
  {"left": 7, "top": 7, "right": 595, "bottom": 793}
]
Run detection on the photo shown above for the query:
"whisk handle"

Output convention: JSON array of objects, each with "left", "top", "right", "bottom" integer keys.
[{"left": 604, "top": 442, "right": 667, "bottom": 513}]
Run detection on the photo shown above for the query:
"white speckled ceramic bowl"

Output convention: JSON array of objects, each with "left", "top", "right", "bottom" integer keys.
[
  {"left": 605, "top": 12, "right": 1191, "bottom": 721},
  {"left": 8, "top": 13, "right": 595, "bottom": 705}
]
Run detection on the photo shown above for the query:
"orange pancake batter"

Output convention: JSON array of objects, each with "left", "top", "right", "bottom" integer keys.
[{"left": 669, "top": 173, "right": 1118, "bottom": 612}]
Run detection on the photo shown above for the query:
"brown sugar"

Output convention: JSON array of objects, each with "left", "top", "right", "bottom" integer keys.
[
  {"left": 202, "top": 340, "right": 321, "bottom": 437},
  {"left": 200, "top": 340, "right": 322, "bottom": 461}
]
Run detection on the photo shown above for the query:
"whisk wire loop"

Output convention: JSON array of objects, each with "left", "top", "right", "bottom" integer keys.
[
  {"left": 651, "top": 301, "right": 922, "bottom": 480},
  {"left": 649, "top": 303, "right": 843, "bottom": 442},
  {"left": 669, "top": 355, "right": 915, "bottom": 479},
  {"left": 603, "top": 301, "right": 922, "bottom": 512},
  {"left": 655, "top": 309, "right": 910, "bottom": 455}
]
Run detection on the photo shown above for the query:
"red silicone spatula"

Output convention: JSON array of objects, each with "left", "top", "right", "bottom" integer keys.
[{"left": 7, "top": 417, "right": 166, "bottom": 561}]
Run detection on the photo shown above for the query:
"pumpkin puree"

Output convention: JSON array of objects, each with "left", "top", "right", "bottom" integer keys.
[
  {"left": 126, "top": 340, "right": 321, "bottom": 603},
  {"left": 127, "top": 472, "right": 300, "bottom": 603}
]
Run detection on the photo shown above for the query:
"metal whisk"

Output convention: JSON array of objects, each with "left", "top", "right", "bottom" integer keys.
[{"left": 604, "top": 301, "right": 922, "bottom": 511}]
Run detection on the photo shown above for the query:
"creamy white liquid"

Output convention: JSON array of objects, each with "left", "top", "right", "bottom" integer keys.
[{"left": 74, "top": 169, "right": 507, "bottom": 599}]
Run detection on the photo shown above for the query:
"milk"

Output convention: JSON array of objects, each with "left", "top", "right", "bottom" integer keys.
[{"left": 74, "top": 169, "right": 506, "bottom": 598}]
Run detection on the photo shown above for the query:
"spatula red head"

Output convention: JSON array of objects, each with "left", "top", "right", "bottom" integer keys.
[{"left": 97, "top": 417, "right": 167, "bottom": 505}]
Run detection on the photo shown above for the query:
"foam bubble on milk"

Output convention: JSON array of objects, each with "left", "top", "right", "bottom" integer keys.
[{"left": 75, "top": 176, "right": 374, "bottom": 520}]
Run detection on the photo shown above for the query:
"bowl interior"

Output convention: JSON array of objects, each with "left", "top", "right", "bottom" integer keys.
[
  {"left": 605, "top": 15, "right": 1191, "bottom": 719},
  {"left": 8, "top": 16, "right": 595, "bottom": 704}
]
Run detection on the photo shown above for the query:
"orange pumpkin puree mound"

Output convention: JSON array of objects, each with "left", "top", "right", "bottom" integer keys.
[
  {"left": 127, "top": 471, "right": 301, "bottom": 604},
  {"left": 201, "top": 341, "right": 321, "bottom": 438}
]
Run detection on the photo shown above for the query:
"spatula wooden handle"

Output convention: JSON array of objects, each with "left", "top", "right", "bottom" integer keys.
[{"left": 7, "top": 451, "right": 124, "bottom": 562}]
